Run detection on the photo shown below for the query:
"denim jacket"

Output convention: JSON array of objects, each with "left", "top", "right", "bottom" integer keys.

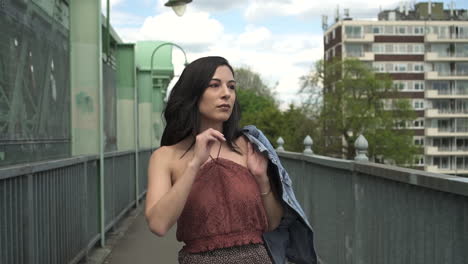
[{"left": 242, "top": 125, "right": 318, "bottom": 264}]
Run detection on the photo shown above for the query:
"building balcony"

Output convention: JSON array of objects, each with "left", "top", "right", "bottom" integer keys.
[
  {"left": 343, "top": 33, "right": 374, "bottom": 43},
  {"left": 425, "top": 165, "right": 468, "bottom": 174},
  {"left": 425, "top": 146, "right": 468, "bottom": 155},
  {"left": 425, "top": 89, "right": 468, "bottom": 99},
  {"left": 425, "top": 52, "right": 468, "bottom": 61},
  {"left": 346, "top": 51, "right": 375, "bottom": 61},
  {"left": 425, "top": 127, "right": 468, "bottom": 136},
  {"left": 425, "top": 71, "right": 468, "bottom": 80},
  {"left": 425, "top": 108, "right": 468, "bottom": 118},
  {"left": 425, "top": 33, "right": 468, "bottom": 43}
]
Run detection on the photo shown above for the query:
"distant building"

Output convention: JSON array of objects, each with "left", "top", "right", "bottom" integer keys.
[{"left": 323, "top": 2, "right": 468, "bottom": 175}]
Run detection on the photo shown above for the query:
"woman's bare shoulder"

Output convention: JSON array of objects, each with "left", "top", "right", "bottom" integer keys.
[
  {"left": 151, "top": 139, "right": 192, "bottom": 164},
  {"left": 235, "top": 134, "right": 250, "bottom": 154}
]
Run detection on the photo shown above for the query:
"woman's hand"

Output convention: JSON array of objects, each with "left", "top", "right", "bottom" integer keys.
[
  {"left": 190, "top": 128, "right": 226, "bottom": 168},
  {"left": 247, "top": 142, "right": 270, "bottom": 193}
]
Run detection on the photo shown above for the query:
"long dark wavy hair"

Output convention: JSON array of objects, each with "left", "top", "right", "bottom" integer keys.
[{"left": 161, "top": 56, "right": 242, "bottom": 156}]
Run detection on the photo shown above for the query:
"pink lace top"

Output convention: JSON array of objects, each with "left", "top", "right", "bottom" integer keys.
[{"left": 176, "top": 157, "right": 268, "bottom": 253}]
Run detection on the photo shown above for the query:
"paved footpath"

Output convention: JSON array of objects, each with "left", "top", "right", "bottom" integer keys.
[{"left": 103, "top": 202, "right": 184, "bottom": 264}]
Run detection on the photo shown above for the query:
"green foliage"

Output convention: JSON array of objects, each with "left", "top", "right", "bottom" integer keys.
[
  {"left": 235, "top": 68, "right": 319, "bottom": 152},
  {"left": 237, "top": 89, "right": 319, "bottom": 153},
  {"left": 234, "top": 67, "right": 275, "bottom": 97},
  {"left": 300, "top": 58, "right": 419, "bottom": 165}
]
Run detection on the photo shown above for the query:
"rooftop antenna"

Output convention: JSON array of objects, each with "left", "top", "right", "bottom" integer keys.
[
  {"left": 344, "top": 8, "right": 350, "bottom": 18},
  {"left": 335, "top": 5, "right": 340, "bottom": 22},
  {"left": 428, "top": 0, "right": 432, "bottom": 20},
  {"left": 322, "top": 15, "right": 328, "bottom": 31}
]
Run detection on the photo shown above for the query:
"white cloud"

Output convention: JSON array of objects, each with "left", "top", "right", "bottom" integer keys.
[
  {"left": 112, "top": 5, "right": 324, "bottom": 109},
  {"left": 111, "top": 11, "right": 145, "bottom": 27},
  {"left": 189, "top": 0, "right": 249, "bottom": 12},
  {"left": 139, "top": 10, "right": 224, "bottom": 52},
  {"left": 237, "top": 26, "right": 272, "bottom": 48}
]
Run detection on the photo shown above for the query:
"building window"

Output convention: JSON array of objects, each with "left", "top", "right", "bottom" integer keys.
[
  {"left": 414, "top": 81, "right": 425, "bottom": 91},
  {"left": 414, "top": 156, "right": 424, "bottom": 166},
  {"left": 413, "top": 100, "right": 425, "bottom": 110},
  {"left": 333, "top": 28, "right": 336, "bottom": 39},
  {"left": 414, "top": 44, "right": 425, "bottom": 54},
  {"left": 373, "top": 26, "right": 383, "bottom": 34},
  {"left": 325, "top": 34, "right": 329, "bottom": 44},
  {"left": 373, "top": 63, "right": 385, "bottom": 72},
  {"left": 414, "top": 137, "right": 425, "bottom": 146},
  {"left": 413, "top": 118, "right": 425, "bottom": 127},
  {"left": 398, "top": 44, "right": 408, "bottom": 54},
  {"left": 414, "top": 26, "right": 424, "bottom": 35},
  {"left": 373, "top": 43, "right": 384, "bottom": 53},
  {"left": 345, "top": 26, "right": 362, "bottom": 38},
  {"left": 394, "top": 63, "right": 407, "bottom": 72},
  {"left": 393, "top": 81, "right": 407, "bottom": 91},
  {"left": 385, "top": 44, "right": 394, "bottom": 53},
  {"left": 397, "top": 26, "right": 407, "bottom": 35},
  {"left": 414, "top": 64, "right": 424, "bottom": 72}
]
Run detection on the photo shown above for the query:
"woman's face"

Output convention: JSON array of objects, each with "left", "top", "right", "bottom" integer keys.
[{"left": 198, "top": 65, "right": 236, "bottom": 123}]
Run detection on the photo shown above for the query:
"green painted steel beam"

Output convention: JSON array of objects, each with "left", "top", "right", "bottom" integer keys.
[
  {"left": 70, "top": 0, "right": 105, "bottom": 247},
  {"left": 116, "top": 44, "right": 136, "bottom": 100}
]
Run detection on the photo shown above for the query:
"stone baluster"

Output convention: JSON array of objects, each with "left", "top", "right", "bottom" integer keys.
[
  {"left": 354, "top": 134, "right": 369, "bottom": 161},
  {"left": 276, "top": 137, "right": 285, "bottom": 151},
  {"left": 303, "top": 135, "right": 313, "bottom": 155}
]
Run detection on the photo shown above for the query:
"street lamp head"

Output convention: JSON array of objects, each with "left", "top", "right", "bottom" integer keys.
[{"left": 164, "top": 0, "right": 192, "bottom": 17}]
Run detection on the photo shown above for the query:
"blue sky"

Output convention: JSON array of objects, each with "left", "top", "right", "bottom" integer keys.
[{"left": 103, "top": 0, "right": 468, "bottom": 108}]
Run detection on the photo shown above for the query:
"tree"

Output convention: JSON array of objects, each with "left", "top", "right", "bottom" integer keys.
[
  {"left": 234, "top": 67, "right": 275, "bottom": 97},
  {"left": 300, "top": 58, "right": 420, "bottom": 165},
  {"left": 235, "top": 67, "right": 319, "bottom": 152}
]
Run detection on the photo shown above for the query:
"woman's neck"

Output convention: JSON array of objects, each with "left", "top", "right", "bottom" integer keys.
[{"left": 199, "top": 120, "right": 224, "bottom": 134}]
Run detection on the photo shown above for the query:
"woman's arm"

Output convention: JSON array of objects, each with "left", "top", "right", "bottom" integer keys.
[
  {"left": 145, "top": 148, "right": 200, "bottom": 237},
  {"left": 145, "top": 129, "right": 226, "bottom": 236},
  {"left": 257, "top": 174, "right": 284, "bottom": 231},
  {"left": 246, "top": 141, "right": 284, "bottom": 231}
]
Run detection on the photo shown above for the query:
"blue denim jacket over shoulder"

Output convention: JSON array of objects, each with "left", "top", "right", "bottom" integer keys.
[{"left": 242, "top": 125, "right": 318, "bottom": 264}]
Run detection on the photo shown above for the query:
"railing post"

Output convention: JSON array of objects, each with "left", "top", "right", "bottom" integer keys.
[
  {"left": 303, "top": 135, "right": 313, "bottom": 155},
  {"left": 276, "top": 137, "right": 285, "bottom": 151},
  {"left": 354, "top": 134, "right": 369, "bottom": 161}
]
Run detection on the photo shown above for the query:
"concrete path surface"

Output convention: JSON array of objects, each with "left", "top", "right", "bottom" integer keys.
[{"left": 103, "top": 202, "right": 184, "bottom": 264}]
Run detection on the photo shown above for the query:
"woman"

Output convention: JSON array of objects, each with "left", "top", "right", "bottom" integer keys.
[{"left": 145, "top": 56, "right": 317, "bottom": 264}]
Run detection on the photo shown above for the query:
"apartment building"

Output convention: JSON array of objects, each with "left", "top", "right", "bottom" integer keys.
[{"left": 323, "top": 2, "right": 468, "bottom": 175}]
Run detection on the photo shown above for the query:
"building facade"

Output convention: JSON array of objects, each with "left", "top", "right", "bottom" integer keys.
[{"left": 323, "top": 2, "right": 468, "bottom": 175}]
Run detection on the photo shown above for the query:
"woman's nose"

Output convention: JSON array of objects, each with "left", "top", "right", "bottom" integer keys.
[{"left": 221, "top": 84, "right": 231, "bottom": 99}]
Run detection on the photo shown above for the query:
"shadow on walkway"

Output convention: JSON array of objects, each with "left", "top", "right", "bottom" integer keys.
[{"left": 104, "top": 202, "right": 183, "bottom": 264}]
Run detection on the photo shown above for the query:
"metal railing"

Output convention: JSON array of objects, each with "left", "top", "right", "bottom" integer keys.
[
  {"left": 278, "top": 151, "right": 468, "bottom": 264},
  {"left": 0, "top": 149, "right": 153, "bottom": 264}
]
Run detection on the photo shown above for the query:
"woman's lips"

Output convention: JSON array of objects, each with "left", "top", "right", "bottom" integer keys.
[{"left": 217, "top": 104, "right": 231, "bottom": 110}]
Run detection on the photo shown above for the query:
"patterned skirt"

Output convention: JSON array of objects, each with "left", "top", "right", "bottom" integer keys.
[{"left": 178, "top": 244, "right": 273, "bottom": 264}]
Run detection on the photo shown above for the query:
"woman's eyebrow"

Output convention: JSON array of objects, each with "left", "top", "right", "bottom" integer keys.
[{"left": 210, "top": 78, "right": 236, "bottom": 83}]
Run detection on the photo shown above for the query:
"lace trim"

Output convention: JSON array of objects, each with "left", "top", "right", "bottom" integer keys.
[{"left": 182, "top": 231, "right": 264, "bottom": 253}]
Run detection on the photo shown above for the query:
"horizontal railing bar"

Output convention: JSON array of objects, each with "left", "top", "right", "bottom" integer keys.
[
  {"left": 279, "top": 151, "right": 468, "bottom": 197},
  {"left": 0, "top": 148, "right": 154, "bottom": 180}
]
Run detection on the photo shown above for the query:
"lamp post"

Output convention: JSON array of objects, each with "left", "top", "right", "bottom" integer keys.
[{"left": 148, "top": 42, "right": 188, "bottom": 151}]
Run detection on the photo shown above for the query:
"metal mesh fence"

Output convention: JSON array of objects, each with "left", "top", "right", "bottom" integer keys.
[
  {"left": 103, "top": 61, "right": 118, "bottom": 152},
  {"left": 0, "top": 0, "right": 70, "bottom": 167}
]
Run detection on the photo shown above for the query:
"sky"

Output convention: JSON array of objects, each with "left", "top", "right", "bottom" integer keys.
[{"left": 101, "top": 0, "right": 468, "bottom": 109}]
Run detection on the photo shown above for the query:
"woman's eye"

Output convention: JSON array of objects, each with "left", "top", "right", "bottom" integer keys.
[
  {"left": 209, "top": 83, "right": 219, "bottom": 88},
  {"left": 229, "top": 85, "right": 236, "bottom": 90}
]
